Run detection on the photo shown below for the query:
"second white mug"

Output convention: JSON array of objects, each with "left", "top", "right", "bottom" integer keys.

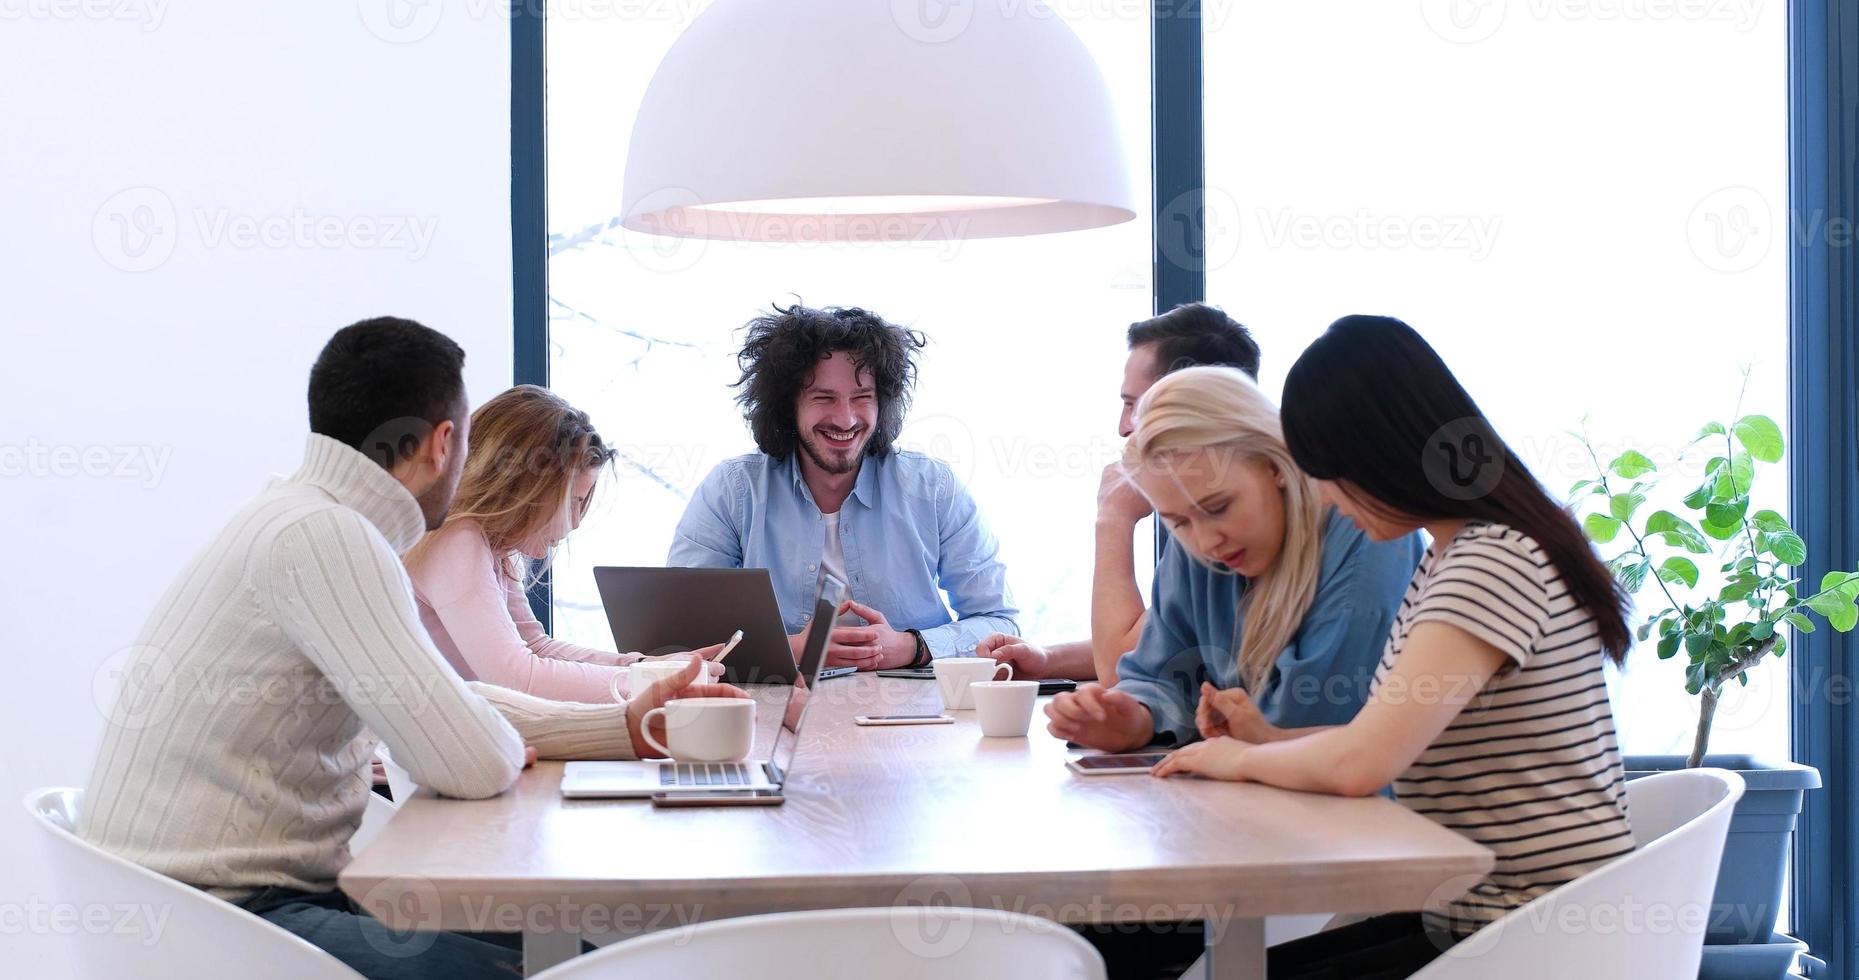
[{"left": 932, "top": 657, "right": 1013, "bottom": 711}]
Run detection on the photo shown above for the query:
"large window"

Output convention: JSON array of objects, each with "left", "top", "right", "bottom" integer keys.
[
  {"left": 1203, "top": 2, "right": 1789, "bottom": 759},
  {"left": 544, "top": 4, "right": 1154, "bottom": 649}
]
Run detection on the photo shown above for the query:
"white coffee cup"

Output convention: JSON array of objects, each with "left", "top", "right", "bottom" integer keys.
[
  {"left": 970, "top": 680, "right": 1039, "bottom": 738},
  {"left": 610, "top": 657, "right": 717, "bottom": 701},
  {"left": 640, "top": 697, "right": 756, "bottom": 762},
  {"left": 933, "top": 657, "right": 1013, "bottom": 711}
]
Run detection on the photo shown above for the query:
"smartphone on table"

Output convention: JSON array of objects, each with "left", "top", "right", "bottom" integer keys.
[{"left": 1066, "top": 752, "right": 1169, "bottom": 776}]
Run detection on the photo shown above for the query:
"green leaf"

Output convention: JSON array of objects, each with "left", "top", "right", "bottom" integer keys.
[
  {"left": 1609, "top": 492, "right": 1646, "bottom": 523},
  {"left": 1821, "top": 571, "right": 1859, "bottom": 600},
  {"left": 1784, "top": 611, "right": 1817, "bottom": 634},
  {"left": 1584, "top": 513, "right": 1622, "bottom": 544},
  {"left": 1695, "top": 422, "right": 1728, "bottom": 440},
  {"left": 1609, "top": 450, "right": 1657, "bottom": 479},
  {"left": 1705, "top": 496, "right": 1749, "bottom": 528},
  {"left": 1682, "top": 484, "right": 1711, "bottom": 510},
  {"left": 1686, "top": 632, "right": 1712, "bottom": 658},
  {"left": 1656, "top": 556, "right": 1700, "bottom": 589},
  {"left": 1645, "top": 510, "right": 1710, "bottom": 554},
  {"left": 1762, "top": 531, "right": 1807, "bottom": 565},
  {"left": 1701, "top": 514, "right": 1742, "bottom": 541},
  {"left": 1616, "top": 558, "right": 1651, "bottom": 594},
  {"left": 1751, "top": 509, "right": 1792, "bottom": 534},
  {"left": 1656, "top": 633, "right": 1681, "bottom": 659},
  {"left": 1806, "top": 591, "right": 1859, "bottom": 632},
  {"left": 1732, "top": 415, "right": 1784, "bottom": 463}
]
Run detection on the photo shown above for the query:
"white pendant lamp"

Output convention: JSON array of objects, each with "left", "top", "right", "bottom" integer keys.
[{"left": 620, "top": 0, "right": 1137, "bottom": 242}]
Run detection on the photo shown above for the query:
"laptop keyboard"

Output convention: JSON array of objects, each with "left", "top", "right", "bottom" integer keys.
[{"left": 660, "top": 762, "right": 753, "bottom": 787}]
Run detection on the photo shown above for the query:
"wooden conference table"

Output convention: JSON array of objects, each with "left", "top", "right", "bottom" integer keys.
[{"left": 341, "top": 673, "right": 1492, "bottom": 978}]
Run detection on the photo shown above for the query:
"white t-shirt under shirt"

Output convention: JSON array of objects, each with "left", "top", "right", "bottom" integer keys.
[
  {"left": 1378, "top": 521, "right": 1635, "bottom": 937},
  {"left": 822, "top": 511, "right": 860, "bottom": 625}
]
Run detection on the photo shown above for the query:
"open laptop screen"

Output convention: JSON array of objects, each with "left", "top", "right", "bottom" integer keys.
[{"left": 766, "top": 592, "right": 837, "bottom": 785}]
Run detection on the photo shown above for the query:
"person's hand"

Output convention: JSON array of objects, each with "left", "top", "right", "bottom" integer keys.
[
  {"left": 1044, "top": 683, "right": 1154, "bottom": 752},
  {"left": 1195, "top": 682, "right": 1280, "bottom": 743},
  {"left": 1096, "top": 461, "right": 1152, "bottom": 528},
  {"left": 1152, "top": 735, "right": 1254, "bottom": 781},
  {"left": 522, "top": 745, "right": 539, "bottom": 769},
  {"left": 626, "top": 656, "right": 749, "bottom": 759},
  {"left": 976, "top": 633, "right": 1051, "bottom": 679},
  {"left": 788, "top": 631, "right": 808, "bottom": 663},
  {"left": 829, "top": 599, "right": 916, "bottom": 671},
  {"left": 641, "top": 645, "right": 726, "bottom": 684}
]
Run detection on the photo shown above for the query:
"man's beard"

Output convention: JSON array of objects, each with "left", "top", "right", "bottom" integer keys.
[{"left": 799, "top": 429, "right": 870, "bottom": 475}]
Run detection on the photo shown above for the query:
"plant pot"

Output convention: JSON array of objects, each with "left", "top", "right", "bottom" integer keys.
[
  {"left": 1625, "top": 755, "right": 1821, "bottom": 946},
  {"left": 1698, "top": 932, "right": 1807, "bottom": 980}
]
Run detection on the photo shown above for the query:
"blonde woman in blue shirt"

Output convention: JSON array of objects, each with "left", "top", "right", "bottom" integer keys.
[{"left": 1045, "top": 366, "right": 1424, "bottom": 751}]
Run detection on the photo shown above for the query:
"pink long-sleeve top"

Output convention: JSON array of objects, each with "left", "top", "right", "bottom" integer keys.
[{"left": 408, "top": 519, "right": 638, "bottom": 702}]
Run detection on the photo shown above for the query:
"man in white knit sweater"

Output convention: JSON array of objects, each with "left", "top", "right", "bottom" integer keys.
[{"left": 82, "top": 318, "right": 740, "bottom": 979}]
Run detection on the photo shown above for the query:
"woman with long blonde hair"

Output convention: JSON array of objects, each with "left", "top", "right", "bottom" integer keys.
[
  {"left": 407, "top": 385, "right": 711, "bottom": 702},
  {"left": 1044, "top": 366, "right": 1424, "bottom": 754}
]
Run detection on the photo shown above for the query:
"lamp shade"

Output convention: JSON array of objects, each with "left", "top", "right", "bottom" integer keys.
[{"left": 620, "top": 0, "right": 1136, "bottom": 242}]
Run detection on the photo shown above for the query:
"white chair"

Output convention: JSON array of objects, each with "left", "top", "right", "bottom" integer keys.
[
  {"left": 1410, "top": 767, "right": 1745, "bottom": 979},
  {"left": 530, "top": 906, "right": 1108, "bottom": 979},
  {"left": 25, "top": 787, "right": 364, "bottom": 979}
]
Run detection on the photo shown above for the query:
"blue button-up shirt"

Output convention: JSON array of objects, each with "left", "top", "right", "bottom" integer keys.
[
  {"left": 1118, "top": 510, "right": 1424, "bottom": 746},
  {"left": 668, "top": 450, "right": 1019, "bottom": 658}
]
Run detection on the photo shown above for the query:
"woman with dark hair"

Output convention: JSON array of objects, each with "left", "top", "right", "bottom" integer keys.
[{"left": 1156, "top": 315, "right": 1635, "bottom": 978}]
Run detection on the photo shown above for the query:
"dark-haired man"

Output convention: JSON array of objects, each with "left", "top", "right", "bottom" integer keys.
[
  {"left": 83, "top": 317, "right": 738, "bottom": 979},
  {"left": 978, "top": 302, "right": 1262, "bottom": 682},
  {"left": 670, "top": 303, "right": 1018, "bottom": 670}
]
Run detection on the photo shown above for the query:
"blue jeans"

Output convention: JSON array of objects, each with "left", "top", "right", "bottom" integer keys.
[{"left": 236, "top": 886, "right": 523, "bottom": 980}]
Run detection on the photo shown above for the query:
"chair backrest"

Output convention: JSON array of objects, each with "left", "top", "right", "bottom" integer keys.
[
  {"left": 1411, "top": 768, "right": 1745, "bottom": 980},
  {"left": 530, "top": 906, "right": 1107, "bottom": 980},
  {"left": 25, "top": 787, "right": 363, "bottom": 980}
]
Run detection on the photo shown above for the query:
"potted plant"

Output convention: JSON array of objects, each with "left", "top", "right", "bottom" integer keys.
[{"left": 1571, "top": 405, "right": 1859, "bottom": 975}]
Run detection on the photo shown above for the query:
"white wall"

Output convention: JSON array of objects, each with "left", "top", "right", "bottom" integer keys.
[{"left": 0, "top": 5, "right": 515, "bottom": 975}]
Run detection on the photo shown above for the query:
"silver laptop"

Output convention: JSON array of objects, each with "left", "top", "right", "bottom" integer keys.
[{"left": 559, "top": 590, "right": 835, "bottom": 799}]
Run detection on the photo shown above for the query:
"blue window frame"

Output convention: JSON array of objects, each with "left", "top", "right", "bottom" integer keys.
[{"left": 1789, "top": 1, "right": 1859, "bottom": 976}]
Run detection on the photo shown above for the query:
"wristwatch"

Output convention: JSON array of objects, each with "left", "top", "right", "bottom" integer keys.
[{"left": 905, "top": 629, "right": 932, "bottom": 668}]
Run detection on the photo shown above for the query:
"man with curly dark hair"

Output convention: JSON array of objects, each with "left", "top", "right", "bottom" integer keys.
[{"left": 669, "top": 303, "right": 1018, "bottom": 670}]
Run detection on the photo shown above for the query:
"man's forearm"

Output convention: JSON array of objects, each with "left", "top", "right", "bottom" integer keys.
[
  {"left": 1090, "top": 519, "right": 1147, "bottom": 684},
  {"left": 1039, "top": 640, "right": 1098, "bottom": 680}
]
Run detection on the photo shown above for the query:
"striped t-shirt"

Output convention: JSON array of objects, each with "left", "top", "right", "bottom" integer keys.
[{"left": 1375, "top": 521, "right": 1634, "bottom": 937}]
